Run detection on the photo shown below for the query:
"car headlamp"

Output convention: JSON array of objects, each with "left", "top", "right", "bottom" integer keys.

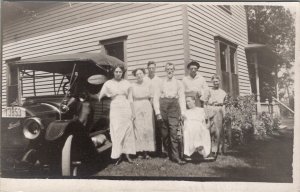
[{"left": 23, "top": 117, "right": 44, "bottom": 140}]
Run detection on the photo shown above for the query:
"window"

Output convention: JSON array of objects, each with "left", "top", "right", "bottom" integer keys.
[
  {"left": 99, "top": 36, "right": 127, "bottom": 62},
  {"left": 214, "top": 36, "right": 239, "bottom": 97},
  {"left": 104, "top": 42, "right": 124, "bottom": 61},
  {"left": 218, "top": 5, "right": 231, "bottom": 14}
]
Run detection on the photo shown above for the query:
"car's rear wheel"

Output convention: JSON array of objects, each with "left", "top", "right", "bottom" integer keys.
[{"left": 62, "top": 135, "right": 80, "bottom": 176}]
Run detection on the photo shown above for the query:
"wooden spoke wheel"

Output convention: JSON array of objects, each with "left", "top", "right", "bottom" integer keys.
[{"left": 62, "top": 135, "right": 81, "bottom": 176}]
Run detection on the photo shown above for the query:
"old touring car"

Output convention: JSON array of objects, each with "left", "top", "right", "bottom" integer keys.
[{"left": 1, "top": 52, "right": 124, "bottom": 176}]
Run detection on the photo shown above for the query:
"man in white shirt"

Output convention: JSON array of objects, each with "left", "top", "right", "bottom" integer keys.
[
  {"left": 182, "top": 61, "right": 209, "bottom": 107},
  {"left": 153, "top": 62, "right": 186, "bottom": 165},
  {"left": 144, "top": 61, "right": 164, "bottom": 157},
  {"left": 145, "top": 61, "right": 162, "bottom": 93}
]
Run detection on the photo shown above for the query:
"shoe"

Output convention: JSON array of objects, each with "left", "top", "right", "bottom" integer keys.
[
  {"left": 172, "top": 158, "right": 186, "bottom": 165},
  {"left": 206, "top": 153, "right": 215, "bottom": 158},
  {"left": 157, "top": 152, "right": 168, "bottom": 158},
  {"left": 113, "top": 158, "right": 122, "bottom": 166},
  {"left": 137, "top": 155, "right": 143, "bottom": 159},
  {"left": 125, "top": 154, "right": 133, "bottom": 164},
  {"left": 203, "top": 153, "right": 215, "bottom": 161},
  {"left": 195, "top": 146, "right": 204, "bottom": 152},
  {"left": 144, "top": 154, "right": 151, "bottom": 159},
  {"left": 203, "top": 156, "right": 215, "bottom": 161},
  {"left": 184, "top": 157, "right": 192, "bottom": 161}
]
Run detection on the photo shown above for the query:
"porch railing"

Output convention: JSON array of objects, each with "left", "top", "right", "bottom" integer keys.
[{"left": 272, "top": 96, "right": 294, "bottom": 114}]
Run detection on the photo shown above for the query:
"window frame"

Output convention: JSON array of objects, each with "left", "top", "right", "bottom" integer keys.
[
  {"left": 214, "top": 35, "right": 239, "bottom": 97},
  {"left": 99, "top": 36, "right": 127, "bottom": 61},
  {"left": 99, "top": 36, "right": 128, "bottom": 78},
  {"left": 5, "top": 57, "right": 21, "bottom": 106}
]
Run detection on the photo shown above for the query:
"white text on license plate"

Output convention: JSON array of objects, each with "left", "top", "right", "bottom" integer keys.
[{"left": 2, "top": 107, "right": 26, "bottom": 118}]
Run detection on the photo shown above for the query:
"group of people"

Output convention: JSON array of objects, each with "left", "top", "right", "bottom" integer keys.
[{"left": 97, "top": 60, "right": 226, "bottom": 165}]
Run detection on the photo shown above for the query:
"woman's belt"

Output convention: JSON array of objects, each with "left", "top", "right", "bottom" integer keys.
[
  {"left": 112, "top": 94, "right": 127, "bottom": 100},
  {"left": 160, "top": 96, "right": 178, "bottom": 99},
  {"left": 134, "top": 97, "right": 150, "bottom": 101},
  {"left": 207, "top": 103, "right": 223, "bottom": 106}
]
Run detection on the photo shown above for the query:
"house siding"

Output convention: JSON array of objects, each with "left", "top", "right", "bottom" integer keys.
[
  {"left": 2, "top": 3, "right": 251, "bottom": 110},
  {"left": 187, "top": 5, "right": 251, "bottom": 95},
  {"left": 3, "top": 3, "right": 161, "bottom": 44},
  {"left": 2, "top": 3, "right": 185, "bottom": 109}
]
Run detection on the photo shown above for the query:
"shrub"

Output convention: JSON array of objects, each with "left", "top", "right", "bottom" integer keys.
[
  {"left": 224, "top": 94, "right": 280, "bottom": 145},
  {"left": 224, "top": 95, "right": 256, "bottom": 145},
  {"left": 253, "top": 112, "right": 280, "bottom": 139}
]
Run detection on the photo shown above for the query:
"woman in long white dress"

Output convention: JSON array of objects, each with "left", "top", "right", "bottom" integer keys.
[
  {"left": 98, "top": 65, "right": 136, "bottom": 164},
  {"left": 131, "top": 68, "right": 155, "bottom": 159},
  {"left": 183, "top": 96, "right": 211, "bottom": 159}
]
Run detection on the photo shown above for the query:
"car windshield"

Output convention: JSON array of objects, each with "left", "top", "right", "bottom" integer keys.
[
  {"left": 6, "top": 53, "right": 124, "bottom": 105},
  {"left": 19, "top": 68, "right": 69, "bottom": 98}
]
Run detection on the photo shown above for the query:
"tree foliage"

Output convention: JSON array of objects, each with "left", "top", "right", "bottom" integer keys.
[
  {"left": 245, "top": 6, "right": 295, "bottom": 103},
  {"left": 246, "top": 6, "right": 295, "bottom": 64}
]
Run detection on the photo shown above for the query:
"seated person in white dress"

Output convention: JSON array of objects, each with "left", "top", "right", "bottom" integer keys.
[{"left": 183, "top": 95, "right": 211, "bottom": 160}]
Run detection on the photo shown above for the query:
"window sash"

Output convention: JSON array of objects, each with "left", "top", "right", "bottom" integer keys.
[{"left": 214, "top": 36, "right": 239, "bottom": 97}]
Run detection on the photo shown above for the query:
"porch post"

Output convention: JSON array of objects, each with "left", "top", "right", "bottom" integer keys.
[{"left": 254, "top": 52, "right": 261, "bottom": 113}]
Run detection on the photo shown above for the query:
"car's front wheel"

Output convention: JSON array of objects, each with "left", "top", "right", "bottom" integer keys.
[{"left": 62, "top": 135, "right": 80, "bottom": 176}]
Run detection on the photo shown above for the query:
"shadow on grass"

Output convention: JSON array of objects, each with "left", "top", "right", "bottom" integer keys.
[
  {"left": 77, "top": 149, "right": 113, "bottom": 178},
  {"left": 210, "top": 129, "right": 293, "bottom": 183},
  {"left": 1, "top": 149, "right": 113, "bottom": 179}
]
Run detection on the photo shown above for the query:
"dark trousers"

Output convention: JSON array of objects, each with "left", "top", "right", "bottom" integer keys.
[
  {"left": 158, "top": 98, "right": 181, "bottom": 161},
  {"left": 154, "top": 113, "right": 163, "bottom": 154}
]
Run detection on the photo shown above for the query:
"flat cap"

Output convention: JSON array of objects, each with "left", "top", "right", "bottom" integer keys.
[{"left": 187, "top": 61, "right": 200, "bottom": 69}]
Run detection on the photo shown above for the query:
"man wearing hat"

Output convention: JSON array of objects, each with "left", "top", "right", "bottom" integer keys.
[{"left": 182, "top": 61, "right": 209, "bottom": 107}]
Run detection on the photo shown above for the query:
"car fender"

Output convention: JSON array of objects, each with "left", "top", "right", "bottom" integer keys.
[{"left": 45, "top": 120, "right": 73, "bottom": 141}]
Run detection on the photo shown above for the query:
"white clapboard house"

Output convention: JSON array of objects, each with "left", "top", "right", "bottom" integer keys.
[{"left": 2, "top": 2, "right": 251, "bottom": 110}]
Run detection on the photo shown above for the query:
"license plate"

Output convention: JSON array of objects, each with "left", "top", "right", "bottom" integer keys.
[{"left": 2, "top": 107, "right": 26, "bottom": 118}]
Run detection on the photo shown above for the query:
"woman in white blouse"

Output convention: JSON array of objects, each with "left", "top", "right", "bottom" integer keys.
[{"left": 98, "top": 65, "right": 136, "bottom": 165}]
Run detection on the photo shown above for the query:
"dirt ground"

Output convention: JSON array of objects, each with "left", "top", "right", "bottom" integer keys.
[{"left": 91, "top": 118, "right": 294, "bottom": 182}]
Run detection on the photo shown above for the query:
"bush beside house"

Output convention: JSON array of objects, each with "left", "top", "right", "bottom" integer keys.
[{"left": 224, "top": 95, "right": 280, "bottom": 146}]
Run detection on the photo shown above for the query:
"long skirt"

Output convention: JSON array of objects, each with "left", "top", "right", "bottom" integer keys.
[
  {"left": 110, "top": 97, "right": 136, "bottom": 159},
  {"left": 183, "top": 109, "right": 211, "bottom": 157},
  {"left": 133, "top": 99, "right": 155, "bottom": 152}
]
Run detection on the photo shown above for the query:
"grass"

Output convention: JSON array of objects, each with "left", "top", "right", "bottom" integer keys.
[
  {"left": 2, "top": 119, "right": 293, "bottom": 182},
  {"left": 92, "top": 122, "right": 293, "bottom": 182}
]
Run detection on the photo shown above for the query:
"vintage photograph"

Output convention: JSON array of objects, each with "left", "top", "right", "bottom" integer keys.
[{"left": 0, "top": 1, "right": 298, "bottom": 190}]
